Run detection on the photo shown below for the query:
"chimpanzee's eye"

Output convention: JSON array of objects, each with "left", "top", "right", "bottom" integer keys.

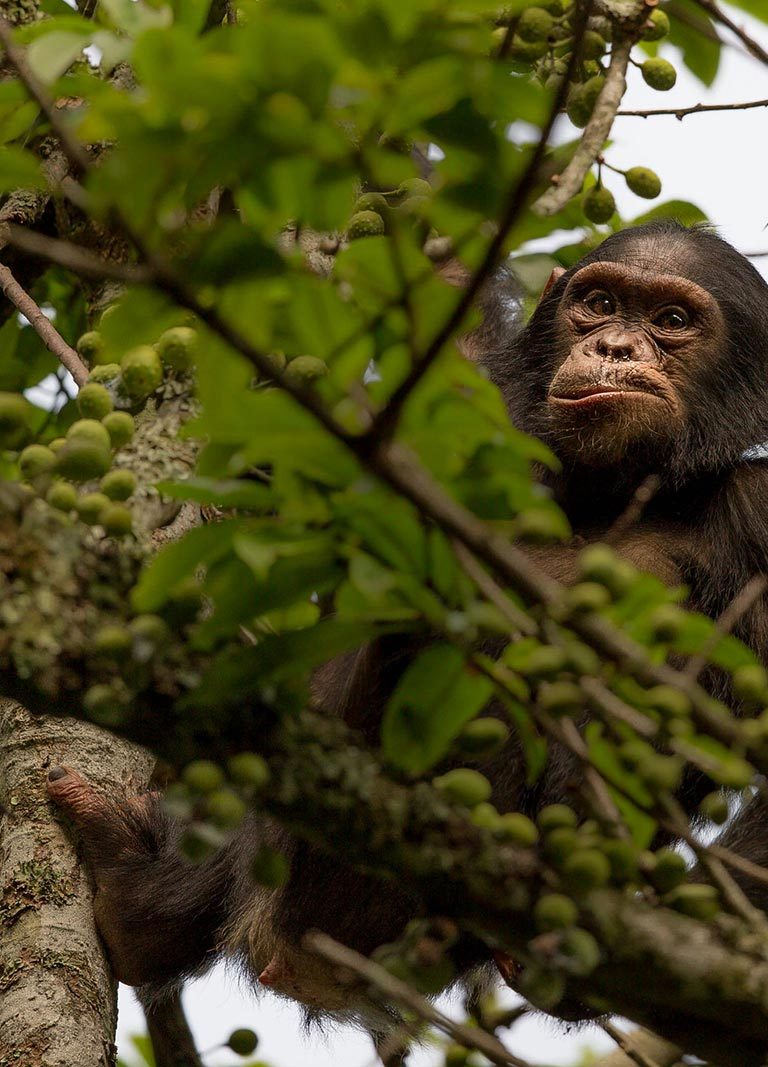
[
  {"left": 654, "top": 306, "right": 689, "bottom": 330},
  {"left": 583, "top": 290, "right": 615, "bottom": 316}
]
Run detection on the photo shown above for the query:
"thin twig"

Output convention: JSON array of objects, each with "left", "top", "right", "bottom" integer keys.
[
  {"left": 618, "top": 97, "right": 768, "bottom": 119},
  {"left": 2, "top": 225, "right": 152, "bottom": 284},
  {"left": 604, "top": 475, "right": 661, "bottom": 545},
  {"left": 600, "top": 1021, "right": 666, "bottom": 1067},
  {"left": 305, "top": 932, "right": 536, "bottom": 1067},
  {"left": 0, "top": 261, "right": 88, "bottom": 385},
  {"left": 451, "top": 539, "right": 537, "bottom": 636},
  {"left": 685, "top": 575, "right": 768, "bottom": 679},
  {"left": 691, "top": 0, "right": 768, "bottom": 67}
]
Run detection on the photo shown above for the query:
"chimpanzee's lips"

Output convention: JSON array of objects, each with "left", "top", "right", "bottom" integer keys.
[{"left": 549, "top": 385, "right": 660, "bottom": 407}]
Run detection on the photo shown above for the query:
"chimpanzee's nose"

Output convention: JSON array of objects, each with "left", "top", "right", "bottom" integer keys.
[{"left": 595, "top": 330, "right": 636, "bottom": 362}]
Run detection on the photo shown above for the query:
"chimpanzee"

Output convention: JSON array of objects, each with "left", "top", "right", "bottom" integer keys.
[{"left": 46, "top": 220, "right": 768, "bottom": 1024}]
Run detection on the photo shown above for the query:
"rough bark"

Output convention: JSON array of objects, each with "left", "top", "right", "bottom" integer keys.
[{"left": 0, "top": 701, "right": 153, "bottom": 1067}]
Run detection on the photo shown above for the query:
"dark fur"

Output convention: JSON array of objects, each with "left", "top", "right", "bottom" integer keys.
[{"left": 70, "top": 221, "right": 768, "bottom": 1014}]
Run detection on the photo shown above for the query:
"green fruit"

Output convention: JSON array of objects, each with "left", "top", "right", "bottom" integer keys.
[
  {"left": 207, "top": 788, "right": 247, "bottom": 829},
  {"left": 516, "top": 508, "right": 568, "bottom": 543},
  {"left": 0, "top": 392, "right": 31, "bottom": 449},
  {"left": 93, "top": 624, "right": 132, "bottom": 655},
  {"left": 604, "top": 839, "right": 639, "bottom": 883},
  {"left": 19, "top": 444, "right": 56, "bottom": 478},
  {"left": 227, "top": 1029, "right": 259, "bottom": 1056},
  {"left": 456, "top": 718, "right": 509, "bottom": 756},
  {"left": 538, "top": 681, "right": 583, "bottom": 718},
  {"left": 711, "top": 757, "right": 753, "bottom": 789},
  {"left": 518, "top": 964, "right": 565, "bottom": 1011},
  {"left": 78, "top": 383, "right": 113, "bottom": 420},
  {"left": 565, "top": 581, "right": 612, "bottom": 613},
  {"left": 620, "top": 738, "right": 654, "bottom": 766},
  {"left": 251, "top": 845, "right": 290, "bottom": 888},
  {"left": 284, "top": 355, "right": 329, "bottom": 386},
  {"left": 637, "top": 753, "right": 682, "bottom": 792},
  {"left": 471, "top": 801, "right": 501, "bottom": 830},
  {"left": 566, "top": 75, "right": 604, "bottom": 127},
  {"left": 700, "top": 791, "right": 729, "bottom": 825},
  {"left": 649, "top": 847, "right": 687, "bottom": 892},
  {"left": 433, "top": 768, "right": 492, "bottom": 808},
  {"left": 642, "top": 9, "right": 670, "bottom": 41},
  {"left": 354, "top": 192, "right": 389, "bottom": 214},
  {"left": 444, "top": 1046, "right": 470, "bottom": 1067},
  {"left": 563, "top": 641, "right": 600, "bottom": 676},
  {"left": 77, "top": 491, "right": 111, "bottom": 525},
  {"left": 577, "top": 545, "right": 635, "bottom": 595},
  {"left": 101, "top": 503, "right": 133, "bottom": 537},
  {"left": 56, "top": 439, "right": 112, "bottom": 482},
  {"left": 46, "top": 480, "right": 77, "bottom": 512},
  {"left": 83, "top": 683, "right": 123, "bottom": 726},
  {"left": 543, "top": 826, "right": 578, "bottom": 865},
  {"left": 183, "top": 759, "right": 224, "bottom": 794},
  {"left": 646, "top": 684, "right": 690, "bottom": 717},
  {"left": 129, "top": 613, "right": 169, "bottom": 645},
  {"left": 580, "top": 29, "right": 606, "bottom": 59},
  {"left": 76, "top": 330, "right": 105, "bottom": 363},
  {"left": 228, "top": 752, "right": 270, "bottom": 789},
  {"left": 263, "top": 350, "right": 287, "bottom": 375},
  {"left": 497, "top": 812, "right": 539, "bottom": 846},
  {"left": 538, "top": 804, "right": 578, "bottom": 832},
  {"left": 398, "top": 177, "right": 432, "bottom": 199},
  {"left": 509, "top": 36, "right": 549, "bottom": 60},
  {"left": 102, "top": 411, "right": 135, "bottom": 449},
  {"left": 88, "top": 363, "right": 121, "bottom": 383},
  {"left": 517, "top": 6, "right": 555, "bottom": 41},
  {"left": 642, "top": 57, "right": 677, "bottom": 91},
  {"left": 562, "top": 848, "right": 611, "bottom": 892},
  {"left": 121, "top": 345, "right": 163, "bottom": 398},
  {"left": 733, "top": 664, "right": 768, "bottom": 703},
  {"left": 625, "top": 166, "right": 661, "bottom": 199},
  {"left": 157, "top": 326, "right": 198, "bottom": 372},
  {"left": 558, "top": 927, "right": 600, "bottom": 975},
  {"left": 180, "top": 825, "right": 221, "bottom": 863},
  {"left": 583, "top": 186, "right": 616, "bottom": 224},
  {"left": 347, "top": 210, "right": 386, "bottom": 240},
  {"left": 100, "top": 469, "right": 137, "bottom": 501},
  {"left": 517, "top": 645, "right": 567, "bottom": 679},
  {"left": 68, "top": 418, "right": 112, "bottom": 451},
  {"left": 49, "top": 437, "right": 66, "bottom": 454},
  {"left": 665, "top": 883, "right": 719, "bottom": 920},
  {"left": 648, "top": 604, "right": 686, "bottom": 641},
  {"left": 535, "top": 893, "right": 578, "bottom": 931}
]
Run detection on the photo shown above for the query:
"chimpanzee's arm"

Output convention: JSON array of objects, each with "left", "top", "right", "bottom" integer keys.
[{"left": 47, "top": 766, "right": 235, "bottom": 987}]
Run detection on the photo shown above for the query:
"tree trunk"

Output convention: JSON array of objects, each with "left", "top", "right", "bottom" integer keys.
[{"left": 0, "top": 700, "right": 154, "bottom": 1066}]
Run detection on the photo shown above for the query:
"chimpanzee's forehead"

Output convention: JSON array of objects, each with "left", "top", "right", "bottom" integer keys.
[
  {"left": 565, "top": 259, "right": 720, "bottom": 315},
  {"left": 583, "top": 233, "right": 704, "bottom": 282}
]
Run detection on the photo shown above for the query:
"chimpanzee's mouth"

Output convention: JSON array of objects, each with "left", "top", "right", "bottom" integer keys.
[{"left": 549, "top": 384, "right": 661, "bottom": 407}]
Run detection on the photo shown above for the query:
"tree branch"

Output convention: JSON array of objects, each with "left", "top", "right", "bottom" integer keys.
[
  {"left": 691, "top": 0, "right": 768, "bottom": 67},
  {"left": 1, "top": 224, "right": 153, "bottom": 285},
  {"left": 0, "top": 260, "right": 88, "bottom": 385},
  {"left": 618, "top": 97, "right": 768, "bottom": 119}
]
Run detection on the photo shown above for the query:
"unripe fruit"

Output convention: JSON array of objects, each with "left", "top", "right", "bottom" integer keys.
[
  {"left": 580, "top": 29, "right": 606, "bottom": 59},
  {"left": 711, "top": 756, "right": 753, "bottom": 789},
  {"left": 68, "top": 418, "right": 112, "bottom": 451},
  {"left": 517, "top": 6, "right": 555, "bottom": 42},
  {"left": 263, "top": 350, "right": 287, "bottom": 375},
  {"left": 535, "top": 893, "right": 578, "bottom": 931},
  {"left": 516, "top": 645, "right": 567, "bottom": 679},
  {"left": 642, "top": 57, "right": 677, "bottom": 91},
  {"left": 46, "top": 480, "right": 77, "bottom": 512},
  {"left": 100, "top": 469, "right": 137, "bottom": 501},
  {"left": 157, "top": 326, "right": 198, "bottom": 372},
  {"left": 700, "top": 791, "right": 729, "bottom": 825},
  {"left": 347, "top": 210, "right": 386, "bottom": 239},
  {"left": 101, "top": 503, "right": 133, "bottom": 536},
  {"left": 538, "top": 681, "right": 583, "bottom": 718},
  {"left": 497, "top": 812, "right": 539, "bottom": 846},
  {"left": 0, "top": 392, "right": 31, "bottom": 449},
  {"left": 649, "top": 847, "right": 687, "bottom": 892},
  {"left": 19, "top": 444, "right": 56, "bottom": 478},
  {"left": 129, "top": 613, "right": 169, "bottom": 645},
  {"left": 49, "top": 437, "right": 66, "bottom": 454},
  {"left": 284, "top": 355, "right": 329, "bottom": 386},
  {"left": 354, "top": 192, "right": 389, "bottom": 213},
  {"left": 646, "top": 684, "right": 691, "bottom": 718},
  {"left": 207, "top": 788, "right": 247, "bottom": 829},
  {"left": 558, "top": 927, "right": 600, "bottom": 975},
  {"left": 566, "top": 75, "right": 604, "bottom": 128},
  {"left": 88, "top": 363, "right": 121, "bottom": 383},
  {"left": 733, "top": 664, "right": 768, "bottom": 703},
  {"left": 78, "top": 383, "right": 114, "bottom": 420},
  {"left": 56, "top": 440, "right": 111, "bottom": 482},
  {"left": 183, "top": 759, "right": 224, "bottom": 794},
  {"left": 565, "top": 581, "right": 612, "bottom": 613},
  {"left": 444, "top": 1046, "right": 470, "bottom": 1067},
  {"left": 509, "top": 36, "right": 549, "bottom": 60},
  {"left": 93, "top": 624, "right": 133, "bottom": 655},
  {"left": 228, "top": 752, "right": 270, "bottom": 789},
  {"left": 518, "top": 964, "right": 565, "bottom": 1010},
  {"left": 455, "top": 717, "right": 509, "bottom": 756},
  {"left": 604, "top": 839, "right": 639, "bottom": 882},
  {"left": 563, "top": 641, "right": 600, "bottom": 676},
  {"left": 543, "top": 826, "right": 578, "bottom": 865},
  {"left": 83, "top": 683, "right": 123, "bottom": 725},
  {"left": 76, "top": 330, "right": 105, "bottom": 363},
  {"left": 398, "top": 177, "right": 432, "bottom": 199},
  {"left": 227, "top": 1029, "right": 259, "bottom": 1056},
  {"left": 251, "top": 844, "right": 290, "bottom": 888},
  {"left": 642, "top": 8, "right": 670, "bottom": 41},
  {"left": 102, "top": 411, "right": 135, "bottom": 448},
  {"left": 648, "top": 604, "right": 686, "bottom": 641},
  {"left": 625, "top": 166, "right": 662, "bottom": 199},
  {"left": 77, "top": 492, "right": 111, "bottom": 525},
  {"left": 433, "top": 768, "right": 492, "bottom": 808},
  {"left": 578, "top": 544, "right": 635, "bottom": 595},
  {"left": 620, "top": 738, "right": 654, "bottom": 766},
  {"left": 516, "top": 508, "right": 567, "bottom": 543},
  {"left": 583, "top": 187, "right": 616, "bottom": 225},
  {"left": 562, "top": 848, "right": 611, "bottom": 892},
  {"left": 665, "top": 883, "right": 719, "bottom": 920},
  {"left": 637, "top": 753, "right": 682, "bottom": 792},
  {"left": 121, "top": 345, "right": 163, "bottom": 398},
  {"left": 471, "top": 801, "right": 501, "bottom": 831},
  {"left": 538, "top": 804, "right": 578, "bottom": 832}
]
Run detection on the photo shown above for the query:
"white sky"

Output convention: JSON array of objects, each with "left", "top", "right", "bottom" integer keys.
[{"left": 117, "top": 7, "right": 768, "bottom": 1066}]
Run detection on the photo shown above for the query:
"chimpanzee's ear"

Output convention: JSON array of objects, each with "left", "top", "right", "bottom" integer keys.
[{"left": 540, "top": 266, "right": 566, "bottom": 300}]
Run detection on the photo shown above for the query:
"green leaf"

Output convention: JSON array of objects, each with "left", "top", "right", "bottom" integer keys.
[
  {"left": 27, "top": 30, "right": 88, "bottom": 81},
  {"left": 382, "top": 643, "right": 493, "bottom": 774},
  {"left": 131, "top": 522, "right": 238, "bottom": 611},
  {"left": 630, "top": 200, "right": 708, "bottom": 228},
  {"left": 0, "top": 147, "right": 45, "bottom": 192}
]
